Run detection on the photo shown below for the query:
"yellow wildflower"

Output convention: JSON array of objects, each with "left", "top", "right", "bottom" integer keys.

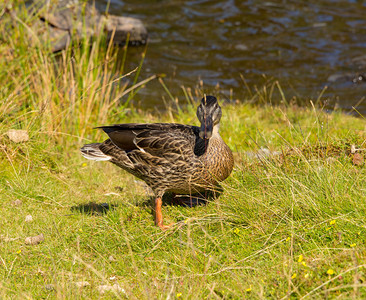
[
  {"left": 286, "top": 237, "right": 290, "bottom": 242},
  {"left": 350, "top": 243, "right": 356, "bottom": 247},
  {"left": 291, "top": 273, "right": 297, "bottom": 279},
  {"left": 302, "top": 261, "right": 307, "bottom": 267},
  {"left": 327, "top": 269, "right": 334, "bottom": 275},
  {"left": 234, "top": 228, "right": 240, "bottom": 234},
  {"left": 326, "top": 227, "right": 331, "bottom": 231},
  {"left": 298, "top": 255, "right": 303, "bottom": 263},
  {"left": 82, "top": 163, "right": 87, "bottom": 167},
  {"left": 304, "top": 273, "right": 309, "bottom": 278},
  {"left": 79, "top": 228, "right": 83, "bottom": 232},
  {"left": 16, "top": 249, "right": 22, "bottom": 254},
  {"left": 329, "top": 220, "right": 336, "bottom": 225},
  {"left": 176, "top": 293, "right": 182, "bottom": 298},
  {"left": 246, "top": 287, "right": 252, "bottom": 292}
]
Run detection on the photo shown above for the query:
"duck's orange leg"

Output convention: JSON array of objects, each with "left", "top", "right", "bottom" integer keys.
[{"left": 154, "top": 197, "right": 172, "bottom": 230}]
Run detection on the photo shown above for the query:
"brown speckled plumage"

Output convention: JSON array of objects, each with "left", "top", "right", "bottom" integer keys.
[{"left": 81, "top": 96, "right": 234, "bottom": 228}]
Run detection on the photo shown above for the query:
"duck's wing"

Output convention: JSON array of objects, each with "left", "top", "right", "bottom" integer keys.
[{"left": 98, "top": 123, "right": 205, "bottom": 158}]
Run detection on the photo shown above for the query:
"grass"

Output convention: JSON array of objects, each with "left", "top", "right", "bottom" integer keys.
[{"left": 1, "top": 2, "right": 366, "bottom": 299}]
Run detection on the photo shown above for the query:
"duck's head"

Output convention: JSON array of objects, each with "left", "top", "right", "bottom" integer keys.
[{"left": 196, "top": 95, "right": 222, "bottom": 140}]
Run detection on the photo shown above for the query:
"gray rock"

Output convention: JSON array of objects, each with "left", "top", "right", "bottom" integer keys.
[
  {"left": 235, "top": 44, "right": 248, "bottom": 51},
  {"left": 327, "top": 72, "right": 366, "bottom": 84},
  {"left": 28, "top": 0, "right": 148, "bottom": 52}
]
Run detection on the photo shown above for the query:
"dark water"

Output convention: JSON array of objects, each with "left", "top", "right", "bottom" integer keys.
[{"left": 96, "top": 0, "right": 366, "bottom": 113}]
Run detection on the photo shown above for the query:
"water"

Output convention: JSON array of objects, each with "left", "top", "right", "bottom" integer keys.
[{"left": 95, "top": 0, "right": 366, "bottom": 113}]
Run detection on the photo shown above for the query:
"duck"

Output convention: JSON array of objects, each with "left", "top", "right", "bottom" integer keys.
[{"left": 80, "top": 95, "right": 234, "bottom": 229}]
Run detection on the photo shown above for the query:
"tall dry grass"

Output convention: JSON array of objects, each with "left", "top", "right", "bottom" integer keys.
[{"left": 0, "top": 2, "right": 156, "bottom": 147}]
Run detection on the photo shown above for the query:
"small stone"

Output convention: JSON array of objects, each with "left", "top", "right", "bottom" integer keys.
[
  {"left": 45, "top": 284, "right": 55, "bottom": 291},
  {"left": 74, "top": 281, "right": 90, "bottom": 288},
  {"left": 25, "top": 233, "right": 44, "bottom": 245},
  {"left": 25, "top": 215, "right": 33, "bottom": 222},
  {"left": 108, "top": 255, "right": 116, "bottom": 262},
  {"left": 12, "top": 199, "right": 22, "bottom": 206},
  {"left": 7, "top": 129, "right": 29, "bottom": 143},
  {"left": 353, "top": 153, "right": 364, "bottom": 166}
]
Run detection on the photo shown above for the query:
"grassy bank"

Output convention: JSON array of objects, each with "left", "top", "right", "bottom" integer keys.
[
  {"left": 1, "top": 3, "right": 366, "bottom": 299},
  {"left": 2, "top": 102, "right": 366, "bottom": 299}
]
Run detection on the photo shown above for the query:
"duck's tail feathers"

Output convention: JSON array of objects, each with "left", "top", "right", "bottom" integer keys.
[{"left": 80, "top": 143, "right": 111, "bottom": 161}]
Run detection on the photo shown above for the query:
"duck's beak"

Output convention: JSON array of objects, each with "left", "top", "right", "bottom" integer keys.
[{"left": 199, "top": 116, "right": 213, "bottom": 140}]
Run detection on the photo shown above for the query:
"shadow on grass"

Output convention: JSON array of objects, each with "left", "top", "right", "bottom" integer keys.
[
  {"left": 71, "top": 202, "right": 117, "bottom": 215},
  {"left": 71, "top": 188, "right": 222, "bottom": 216},
  {"left": 137, "top": 189, "right": 223, "bottom": 208}
]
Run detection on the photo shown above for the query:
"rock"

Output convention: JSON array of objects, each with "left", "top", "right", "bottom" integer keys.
[
  {"left": 45, "top": 284, "right": 55, "bottom": 291},
  {"left": 105, "top": 15, "right": 148, "bottom": 46},
  {"left": 353, "top": 153, "right": 364, "bottom": 166},
  {"left": 327, "top": 72, "right": 366, "bottom": 84},
  {"left": 25, "top": 0, "right": 148, "bottom": 52},
  {"left": 327, "top": 73, "right": 347, "bottom": 83},
  {"left": 352, "top": 74, "right": 366, "bottom": 84},
  {"left": 25, "top": 215, "right": 33, "bottom": 222},
  {"left": 235, "top": 44, "right": 248, "bottom": 51},
  {"left": 7, "top": 130, "right": 29, "bottom": 143},
  {"left": 108, "top": 255, "right": 116, "bottom": 262},
  {"left": 25, "top": 233, "right": 45, "bottom": 245},
  {"left": 12, "top": 199, "right": 23, "bottom": 206}
]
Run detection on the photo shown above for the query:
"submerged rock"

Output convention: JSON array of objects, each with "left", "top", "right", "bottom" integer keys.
[
  {"left": 26, "top": 0, "right": 148, "bottom": 52},
  {"left": 327, "top": 72, "right": 366, "bottom": 84}
]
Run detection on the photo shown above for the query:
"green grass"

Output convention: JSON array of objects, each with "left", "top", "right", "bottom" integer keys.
[
  {"left": 1, "top": 103, "right": 366, "bottom": 299},
  {"left": 1, "top": 2, "right": 366, "bottom": 299}
]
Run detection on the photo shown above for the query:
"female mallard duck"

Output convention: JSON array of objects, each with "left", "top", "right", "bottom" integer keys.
[{"left": 81, "top": 96, "right": 234, "bottom": 229}]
